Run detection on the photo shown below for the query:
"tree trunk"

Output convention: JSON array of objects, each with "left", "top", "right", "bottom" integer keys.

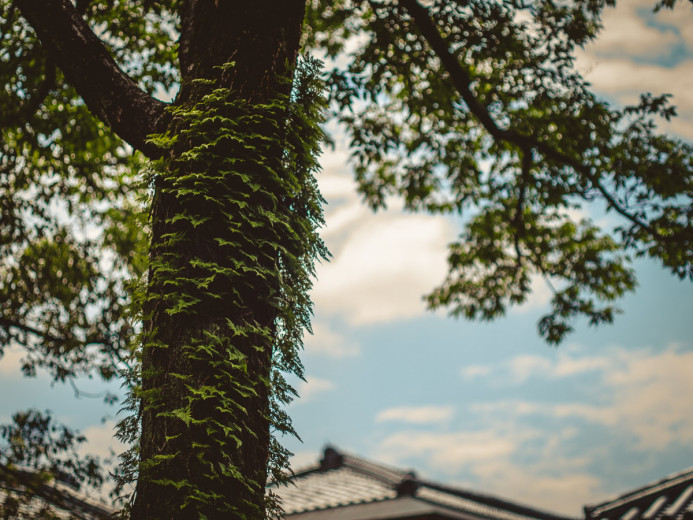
[{"left": 131, "top": 2, "right": 307, "bottom": 519}]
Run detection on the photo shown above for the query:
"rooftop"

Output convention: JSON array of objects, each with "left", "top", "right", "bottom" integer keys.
[
  {"left": 584, "top": 467, "right": 693, "bottom": 520},
  {"left": 0, "top": 463, "right": 114, "bottom": 519},
  {"left": 270, "top": 446, "right": 576, "bottom": 520}
]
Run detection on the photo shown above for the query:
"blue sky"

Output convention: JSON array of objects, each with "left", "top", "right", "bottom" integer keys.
[{"left": 1, "top": 1, "right": 692, "bottom": 516}]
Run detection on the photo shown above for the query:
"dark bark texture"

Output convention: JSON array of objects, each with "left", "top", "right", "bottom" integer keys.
[
  {"left": 15, "top": 0, "right": 307, "bottom": 518},
  {"left": 132, "top": 2, "right": 307, "bottom": 519}
]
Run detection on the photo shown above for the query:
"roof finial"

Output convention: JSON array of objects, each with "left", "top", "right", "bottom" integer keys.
[
  {"left": 320, "top": 446, "right": 344, "bottom": 471},
  {"left": 396, "top": 476, "right": 419, "bottom": 497}
]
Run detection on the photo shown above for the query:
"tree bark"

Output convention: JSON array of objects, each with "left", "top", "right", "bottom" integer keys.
[
  {"left": 15, "top": 1, "right": 308, "bottom": 516},
  {"left": 131, "top": 2, "right": 307, "bottom": 519}
]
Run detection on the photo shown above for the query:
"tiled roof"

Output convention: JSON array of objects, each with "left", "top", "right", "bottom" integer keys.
[
  {"left": 0, "top": 464, "right": 115, "bottom": 519},
  {"left": 585, "top": 467, "right": 693, "bottom": 520},
  {"left": 270, "top": 446, "right": 575, "bottom": 520}
]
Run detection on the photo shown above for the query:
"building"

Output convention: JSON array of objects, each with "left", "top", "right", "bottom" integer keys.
[
  {"left": 270, "top": 446, "right": 576, "bottom": 520},
  {"left": 2, "top": 444, "right": 692, "bottom": 519},
  {"left": 584, "top": 467, "right": 693, "bottom": 520},
  {"left": 0, "top": 463, "right": 114, "bottom": 519}
]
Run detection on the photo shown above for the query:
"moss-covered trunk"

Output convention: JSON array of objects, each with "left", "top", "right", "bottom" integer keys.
[{"left": 131, "top": 3, "right": 307, "bottom": 519}]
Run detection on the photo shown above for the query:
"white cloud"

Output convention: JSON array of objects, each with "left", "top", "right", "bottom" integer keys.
[
  {"left": 511, "top": 274, "right": 554, "bottom": 314},
  {"left": 313, "top": 140, "right": 457, "bottom": 326},
  {"left": 588, "top": 1, "right": 680, "bottom": 59},
  {"left": 459, "top": 365, "right": 492, "bottom": 379},
  {"left": 655, "top": 4, "right": 693, "bottom": 51},
  {"left": 564, "top": 0, "right": 693, "bottom": 149},
  {"left": 576, "top": 1, "right": 693, "bottom": 142},
  {"left": 504, "top": 349, "right": 612, "bottom": 382},
  {"left": 318, "top": 172, "right": 359, "bottom": 207},
  {"left": 466, "top": 459, "right": 600, "bottom": 515},
  {"left": 320, "top": 201, "right": 368, "bottom": 239},
  {"left": 465, "top": 344, "right": 693, "bottom": 450},
  {"left": 378, "top": 430, "right": 520, "bottom": 470},
  {"left": 451, "top": 344, "right": 693, "bottom": 511},
  {"left": 0, "top": 346, "right": 25, "bottom": 377},
  {"left": 505, "top": 355, "right": 553, "bottom": 383},
  {"left": 70, "top": 420, "right": 127, "bottom": 502},
  {"left": 312, "top": 210, "right": 454, "bottom": 325},
  {"left": 78, "top": 420, "right": 126, "bottom": 461},
  {"left": 377, "top": 424, "right": 601, "bottom": 515},
  {"left": 290, "top": 450, "right": 320, "bottom": 471},
  {"left": 551, "top": 353, "right": 613, "bottom": 378},
  {"left": 296, "top": 377, "right": 335, "bottom": 403},
  {"left": 376, "top": 405, "right": 454, "bottom": 425},
  {"left": 577, "top": 57, "right": 693, "bottom": 112},
  {"left": 463, "top": 344, "right": 625, "bottom": 384},
  {"left": 303, "top": 322, "right": 360, "bottom": 358}
]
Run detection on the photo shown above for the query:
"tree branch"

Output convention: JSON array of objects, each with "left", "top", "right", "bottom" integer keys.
[
  {"left": 0, "top": 317, "right": 132, "bottom": 377},
  {"left": 0, "top": 317, "right": 64, "bottom": 343},
  {"left": 398, "top": 0, "right": 665, "bottom": 242},
  {"left": 397, "top": 0, "right": 513, "bottom": 142},
  {"left": 14, "top": 0, "right": 170, "bottom": 158},
  {"left": 513, "top": 148, "right": 532, "bottom": 265}
]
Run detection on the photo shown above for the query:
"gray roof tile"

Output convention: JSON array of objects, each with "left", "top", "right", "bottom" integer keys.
[
  {"left": 271, "top": 446, "right": 574, "bottom": 520},
  {"left": 585, "top": 467, "right": 693, "bottom": 520}
]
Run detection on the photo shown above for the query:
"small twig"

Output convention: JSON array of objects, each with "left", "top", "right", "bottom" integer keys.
[
  {"left": 67, "top": 376, "right": 108, "bottom": 400},
  {"left": 512, "top": 148, "right": 532, "bottom": 265}
]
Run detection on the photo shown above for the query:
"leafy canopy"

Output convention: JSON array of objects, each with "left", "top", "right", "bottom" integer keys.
[
  {"left": 306, "top": 0, "right": 692, "bottom": 342},
  {"left": 0, "top": 0, "right": 691, "bottom": 507}
]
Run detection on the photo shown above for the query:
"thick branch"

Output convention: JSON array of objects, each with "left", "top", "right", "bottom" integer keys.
[
  {"left": 399, "top": 0, "right": 663, "bottom": 241},
  {"left": 397, "top": 0, "right": 513, "bottom": 142},
  {"left": 14, "top": 0, "right": 169, "bottom": 158},
  {"left": 0, "top": 316, "right": 123, "bottom": 351},
  {"left": 0, "top": 317, "right": 130, "bottom": 374},
  {"left": 0, "top": 317, "right": 62, "bottom": 343}
]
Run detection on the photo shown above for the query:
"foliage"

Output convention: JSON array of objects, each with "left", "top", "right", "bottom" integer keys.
[
  {"left": 304, "top": 0, "right": 692, "bottom": 342},
  {"left": 0, "top": 410, "right": 104, "bottom": 518},
  {"left": 0, "top": 0, "right": 691, "bottom": 515},
  {"left": 0, "top": 0, "right": 166, "bottom": 386}
]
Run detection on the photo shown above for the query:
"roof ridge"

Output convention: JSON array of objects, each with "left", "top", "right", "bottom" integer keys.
[
  {"left": 341, "top": 452, "right": 415, "bottom": 485},
  {"left": 586, "top": 466, "right": 693, "bottom": 515},
  {"left": 417, "top": 479, "right": 577, "bottom": 520},
  {"left": 282, "top": 446, "right": 414, "bottom": 486},
  {"left": 285, "top": 446, "right": 575, "bottom": 520}
]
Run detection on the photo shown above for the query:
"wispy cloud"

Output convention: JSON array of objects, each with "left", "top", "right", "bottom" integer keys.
[
  {"left": 376, "top": 405, "right": 454, "bottom": 425},
  {"left": 311, "top": 209, "right": 453, "bottom": 325},
  {"left": 464, "top": 344, "right": 693, "bottom": 450},
  {"left": 296, "top": 377, "right": 335, "bottom": 403},
  {"left": 459, "top": 365, "right": 492, "bottom": 379},
  {"left": 422, "top": 342, "right": 693, "bottom": 513},
  {"left": 467, "top": 458, "right": 601, "bottom": 515},
  {"left": 376, "top": 423, "right": 603, "bottom": 515},
  {"left": 290, "top": 450, "right": 320, "bottom": 471},
  {"left": 78, "top": 420, "right": 126, "bottom": 461},
  {"left": 510, "top": 274, "right": 553, "bottom": 314},
  {"left": 586, "top": 0, "right": 680, "bottom": 60},
  {"left": 576, "top": 0, "right": 693, "bottom": 140},
  {"left": 0, "top": 346, "right": 24, "bottom": 377},
  {"left": 462, "top": 345, "right": 619, "bottom": 383},
  {"left": 378, "top": 430, "right": 521, "bottom": 468},
  {"left": 303, "top": 322, "right": 360, "bottom": 358}
]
